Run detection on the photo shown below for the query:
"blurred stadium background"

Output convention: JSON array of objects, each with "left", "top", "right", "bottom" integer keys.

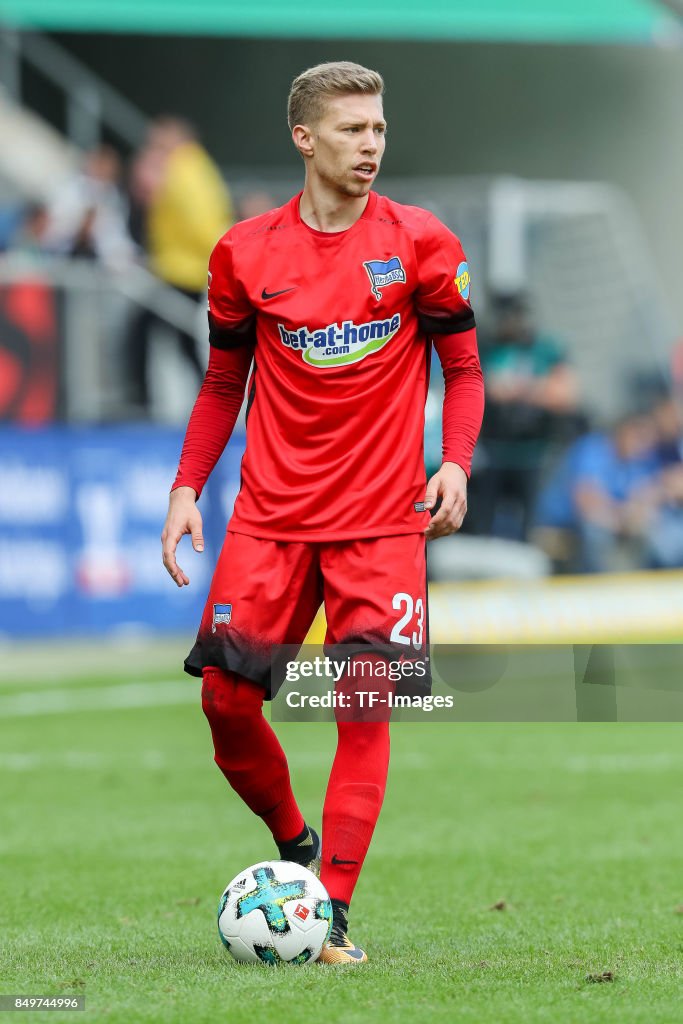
[
  {"left": 2, "top": 7, "right": 683, "bottom": 1021},
  {"left": 2, "top": 0, "right": 683, "bottom": 649}
]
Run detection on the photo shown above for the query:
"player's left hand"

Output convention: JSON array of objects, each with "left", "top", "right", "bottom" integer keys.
[{"left": 423, "top": 462, "right": 468, "bottom": 540}]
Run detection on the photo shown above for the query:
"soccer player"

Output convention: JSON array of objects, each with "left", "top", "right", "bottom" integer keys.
[{"left": 162, "top": 62, "right": 484, "bottom": 964}]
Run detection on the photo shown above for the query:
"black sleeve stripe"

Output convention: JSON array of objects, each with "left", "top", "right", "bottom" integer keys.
[
  {"left": 418, "top": 310, "right": 476, "bottom": 335},
  {"left": 208, "top": 313, "right": 256, "bottom": 350}
]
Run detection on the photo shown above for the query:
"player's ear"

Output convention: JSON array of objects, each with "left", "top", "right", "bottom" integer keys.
[{"left": 292, "top": 124, "right": 314, "bottom": 159}]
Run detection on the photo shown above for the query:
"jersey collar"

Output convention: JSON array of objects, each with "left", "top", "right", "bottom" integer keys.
[{"left": 292, "top": 190, "right": 378, "bottom": 240}]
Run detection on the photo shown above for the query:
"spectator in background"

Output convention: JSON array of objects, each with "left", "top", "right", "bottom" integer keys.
[
  {"left": 651, "top": 393, "right": 683, "bottom": 466},
  {"left": 7, "top": 202, "right": 50, "bottom": 259},
  {"left": 645, "top": 395, "right": 683, "bottom": 569},
  {"left": 0, "top": 199, "right": 60, "bottom": 423},
  {"left": 44, "top": 144, "right": 135, "bottom": 267},
  {"left": 474, "top": 292, "right": 581, "bottom": 539},
  {"left": 125, "top": 117, "right": 233, "bottom": 413},
  {"left": 670, "top": 338, "right": 683, "bottom": 400},
  {"left": 126, "top": 141, "right": 167, "bottom": 254},
  {"left": 534, "top": 410, "right": 662, "bottom": 573}
]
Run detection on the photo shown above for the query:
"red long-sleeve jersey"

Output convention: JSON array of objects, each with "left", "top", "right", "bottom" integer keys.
[{"left": 173, "top": 190, "right": 484, "bottom": 541}]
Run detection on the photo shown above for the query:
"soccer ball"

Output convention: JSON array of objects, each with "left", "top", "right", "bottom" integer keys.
[{"left": 217, "top": 861, "right": 333, "bottom": 965}]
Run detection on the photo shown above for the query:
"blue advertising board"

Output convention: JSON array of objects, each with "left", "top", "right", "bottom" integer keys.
[{"left": 0, "top": 425, "right": 245, "bottom": 637}]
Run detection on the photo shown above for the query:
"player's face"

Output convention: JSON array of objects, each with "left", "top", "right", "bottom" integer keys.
[{"left": 308, "top": 93, "right": 386, "bottom": 198}]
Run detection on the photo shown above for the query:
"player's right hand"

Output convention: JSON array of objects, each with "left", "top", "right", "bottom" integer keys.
[{"left": 161, "top": 486, "right": 203, "bottom": 588}]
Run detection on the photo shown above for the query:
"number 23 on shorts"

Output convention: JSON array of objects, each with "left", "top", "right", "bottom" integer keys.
[{"left": 390, "top": 592, "right": 425, "bottom": 650}]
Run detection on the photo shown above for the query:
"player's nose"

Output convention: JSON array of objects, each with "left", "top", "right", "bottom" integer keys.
[{"left": 360, "top": 129, "right": 378, "bottom": 152}]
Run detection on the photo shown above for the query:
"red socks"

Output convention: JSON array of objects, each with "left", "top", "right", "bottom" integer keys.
[
  {"left": 201, "top": 663, "right": 391, "bottom": 907},
  {"left": 201, "top": 667, "right": 305, "bottom": 843},
  {"left": 319, "top": 719, "right": 390, "bottom": 906}
]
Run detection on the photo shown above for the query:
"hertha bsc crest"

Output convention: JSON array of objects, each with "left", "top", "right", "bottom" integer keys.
[
  {"left": 363, "top": 256, "right": 406, "bottom": 300},
  {"left": 212, "top": 603, "right": 232, "bottom": 632}
]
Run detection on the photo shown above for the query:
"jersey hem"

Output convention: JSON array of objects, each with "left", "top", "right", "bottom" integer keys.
[{"left": 226, "top": 521, "right": 429, "bottom": 542}]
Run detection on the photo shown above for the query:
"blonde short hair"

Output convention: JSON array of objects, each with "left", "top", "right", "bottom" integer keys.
[{"left": 287, "top": 61, "right": 384, "bottom": 131}]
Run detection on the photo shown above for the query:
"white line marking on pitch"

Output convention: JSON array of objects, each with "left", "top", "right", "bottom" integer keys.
[
  {"left": 0, "top": 750, "right": 172, "bottom": 771},
  {"left": 0, "top": 681, "right": 198, "bottom": 718},
  {"left": 565, "top": 752, "right": 682, "bottom": 773}
]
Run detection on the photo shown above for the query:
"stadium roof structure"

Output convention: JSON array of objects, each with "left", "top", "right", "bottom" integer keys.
[{"left": 0, "top": 0, "right": 681, "bottom": 43}]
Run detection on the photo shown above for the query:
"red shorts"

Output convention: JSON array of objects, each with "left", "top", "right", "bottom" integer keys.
[{"left": 184, "top": 530, "right": 428, "bottom": 697}]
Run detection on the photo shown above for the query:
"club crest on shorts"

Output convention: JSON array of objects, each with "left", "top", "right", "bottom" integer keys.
[
  {"left": 363, "top": 256, "right": 406, "bottom": 300},
  {"left": 212, "top": 603, "right": 232, "bottom": 632}
]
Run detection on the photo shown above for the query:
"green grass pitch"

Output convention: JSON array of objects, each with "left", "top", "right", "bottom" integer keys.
[{"left": 1, "top": 643, "right": 681, "bottom": 1024}]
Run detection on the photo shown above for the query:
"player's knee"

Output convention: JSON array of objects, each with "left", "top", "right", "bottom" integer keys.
[
  {"left": 201, "top": 666, "right": 227, "bottom": 718},
  {"left": 336, "top": 720, "right": 390, "bottom": 759},
  {"left": 201, "top": 667, "right": 264, "bottom": 729}
]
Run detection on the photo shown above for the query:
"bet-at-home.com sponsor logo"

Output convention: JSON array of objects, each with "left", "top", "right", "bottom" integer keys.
[{"left": 278, "top": 314, "right": 400, "bottom": 367}]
